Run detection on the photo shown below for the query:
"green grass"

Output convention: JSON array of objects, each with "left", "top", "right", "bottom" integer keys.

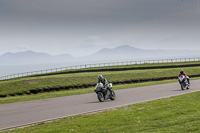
[
  {"left": 1, "top": 61, "right": 200, "bottom": 132},
  {"left": 0, "top": 79, "right": 178, "bottom": 104},
  {"left": 1, "top": 77, "right": 200, "bottom": 104},
  {"left": 3, "top": 86, "right": 200, "bottom": 133},
  {"left": 27, "top": 61, "right": 200, "bottom": 76},
  {"left": 1, "top": 60, "right": 200, "bottom": 102},
  {"left": 1, "top": 66, "right": 200, "bottom": 96}
]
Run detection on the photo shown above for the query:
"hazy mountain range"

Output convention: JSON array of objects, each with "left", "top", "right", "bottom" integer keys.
[
  {"left": 0, "top": 45, "right": 200, "bottom": 65},
  {"left": 0, "top": 51, "right": 74, "bottom": 65}
]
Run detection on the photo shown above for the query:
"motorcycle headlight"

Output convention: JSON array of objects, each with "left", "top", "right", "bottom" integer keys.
[{"left": 109, "top": 83, "right": 112, "bottom": 88}]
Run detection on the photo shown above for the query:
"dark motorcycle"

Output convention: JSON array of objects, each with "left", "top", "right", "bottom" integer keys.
[
  {"left": 178, "top": 75, "right": 190, "bottom": 90},
  {"left": 94, "top": 83, "right": 116, "bottom": 102}
]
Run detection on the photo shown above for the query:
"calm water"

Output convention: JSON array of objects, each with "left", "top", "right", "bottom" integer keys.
[
  {"left": 0, "top": 61, "right": 101, "bottom": 77},
  {"left": 0, "top": 56, "right": 198, "bottom": 77},
  {"left": 0, "top": 60, "right": 125, "bottom": 77}
]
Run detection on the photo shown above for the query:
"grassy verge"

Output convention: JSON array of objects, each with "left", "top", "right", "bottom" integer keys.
[
  {"left": 1, "top": 66, "right": 200, "bottom": 96},
  {"left": 27, "top": 61, "right": 200, "bottom": 77},
  {"left": 3, "top": 85, "right": 200, "bottom": 133},
  {"left": 1, "top": 77, "right": 200, "bottom": 104},
  {"left": 0, "top": 79, "right": 177, "bottom": 104}
]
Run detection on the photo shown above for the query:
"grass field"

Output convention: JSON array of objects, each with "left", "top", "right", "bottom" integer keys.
[
  {"left": 1, "top": 61, "right": 200, "bottom": 132},
  {"left": 2, "top": 87, "right": 200, "bottom": 133},
  {"left": 0, "top": 79, "right": 178, "bottom": 104},
  {"left": 1, "top": 61, "right": 200, "bottom": 102},
  {"left": 1, "top": 66, "right": 200, "bottom": 96},
  {"left": 27, "top": 61, "right": 200, "bottom": 77},
  {"left": 1, "top": 77, "right": 200, "bottom": 104}
]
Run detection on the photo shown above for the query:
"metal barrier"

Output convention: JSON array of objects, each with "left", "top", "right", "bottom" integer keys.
[{"left": 0, "top": 57, "right": 200, "bottom": 81}]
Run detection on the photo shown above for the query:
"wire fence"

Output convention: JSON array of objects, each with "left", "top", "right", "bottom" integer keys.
[{"left": 1, "top": 57, "right": 200, "bottom": 81}]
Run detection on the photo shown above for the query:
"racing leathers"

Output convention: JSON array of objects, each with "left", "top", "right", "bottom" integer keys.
[
  {"left": 178, "top": 72, "right": 190, "bottom": 84},
  {"left": 98, "top": 77, "right": 108, "bottom": 89},
  {"left": 99, "top": 77, "right": 113, "bottom": 93}
]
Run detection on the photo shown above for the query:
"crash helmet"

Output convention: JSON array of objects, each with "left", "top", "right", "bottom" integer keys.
[
  {"left": 180, "top": 70, "right": 184, "bottom": 74},
  {"left": 98, "top": 74, "right": 103, "bottom": 79}
]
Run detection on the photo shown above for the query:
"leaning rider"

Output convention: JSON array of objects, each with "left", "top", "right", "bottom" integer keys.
[
  {"left": 178, "top": 70, "right": 190, "bottom": 84},
  {"left": 97, "top": 74, "right": 110, "bottom": 91}
]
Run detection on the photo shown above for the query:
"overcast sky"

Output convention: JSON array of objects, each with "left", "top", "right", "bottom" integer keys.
[{"left": 0, "top": 0, "right": 200, "bottom": 57}]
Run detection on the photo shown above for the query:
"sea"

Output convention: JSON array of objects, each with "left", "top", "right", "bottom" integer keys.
[
  {"left": 0, "top": 55, "right": 199, "bottom": 77},
  {"left": 0, "top": 59, "right": 125, "bottom": 77},
  {"left": 0, "top": 60, "right": 102, "bottom": 77}
]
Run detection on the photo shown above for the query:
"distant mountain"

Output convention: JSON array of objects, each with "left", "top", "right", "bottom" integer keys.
[
  {"left": 81, "top": 45, "right": 200, "bottom": 61},
  {"left": 1, "top": 45, "right": 200, "bottom": 65},
  {"left": 89, "top": 45, "right": 143, "bottom": 58},
  {"left": 0, "top": 51, "right": 74, "bottom": 65},
  {"left": 96, "top": 45, "right": 142, "bottom": 54}
]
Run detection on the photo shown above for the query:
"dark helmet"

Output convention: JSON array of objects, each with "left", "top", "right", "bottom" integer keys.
[
  {"left": 180, "top": 70, "right": 184, "bottom": 74},
  {"left": 98, "top": 74, "right": 103, "bottom": 79}
]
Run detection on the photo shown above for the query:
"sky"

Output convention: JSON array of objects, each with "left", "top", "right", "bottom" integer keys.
[{"left": 0, "top": 0, "right": 200, "bottom": 57}]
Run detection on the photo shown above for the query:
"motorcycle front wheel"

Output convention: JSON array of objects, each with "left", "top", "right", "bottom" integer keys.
[
  {"left": 97, "top": 92, "right": 105, "bottom": 102},
  {"left": 110, "top": 90, "right": 116, "bottom": 100},
  {"left": 181, "top": 83, "right": 184, "bottom": 90}
]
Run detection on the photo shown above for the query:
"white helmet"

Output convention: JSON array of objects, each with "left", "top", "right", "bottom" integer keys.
[{"left": 98, "top": 74, "right": 103, "bottom": 79}]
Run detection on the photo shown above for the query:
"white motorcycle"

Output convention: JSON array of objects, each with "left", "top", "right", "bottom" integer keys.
[
  {"left": 94, "top": 83, "right": 116, "bottom": 102},
  {"left": 178, "top": 75, "right": 190, "bottom": 90}
]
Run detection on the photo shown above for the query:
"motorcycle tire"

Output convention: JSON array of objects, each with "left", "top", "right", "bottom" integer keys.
[
  {"left": 181, "top": 83, "right": 184, "bottom": 90},
  {"left": 110, "top": 90, "right": 116, "bottom": 100},
  {"left": 97, "top": 92, "right": 105, "bottom": 102}
]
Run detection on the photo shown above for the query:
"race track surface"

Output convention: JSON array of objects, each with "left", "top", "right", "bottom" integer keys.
[{"left": 0, "top": 80, "right": 200, "bottom": 131}]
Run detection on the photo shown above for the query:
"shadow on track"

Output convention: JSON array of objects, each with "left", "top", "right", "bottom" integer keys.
[{"left": 87, "top": 100, "right": 112, "bottom": 104}]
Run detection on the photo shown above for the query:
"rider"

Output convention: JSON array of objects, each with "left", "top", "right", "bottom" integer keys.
[
  {"left": 98, "top": 74, "right": 110, "bottom": 90},
  {"left": 178, "top": 70, "right": 190, "bottom": 84}
]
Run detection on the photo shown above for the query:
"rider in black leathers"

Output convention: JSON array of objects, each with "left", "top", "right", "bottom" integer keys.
[
  {"left": 97, "top": 74, "right": 113, "bottom": 93},
  {"left": 97, "top": 74, "right": 108, "bottom": 89}
]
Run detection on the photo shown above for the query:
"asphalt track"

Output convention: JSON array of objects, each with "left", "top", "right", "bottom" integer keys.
[{"left": 0, "top": 79, "right": 200, "bottom": 131}]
